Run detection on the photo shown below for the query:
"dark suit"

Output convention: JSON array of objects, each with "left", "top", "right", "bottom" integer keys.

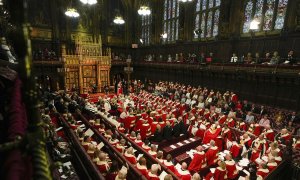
[
  {"left": 152, "top": 129, "right": 163, "bottom": 142},
  {"left": 162, "top": 125, "right": 173, "bottom": 140},
  {"left": 173, "top": 123, "right": 181, "bottom": 137}
]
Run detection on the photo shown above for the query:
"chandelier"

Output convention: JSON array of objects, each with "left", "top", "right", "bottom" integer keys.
[
  {"left": 79, "top": 0, "right": 97, "bottom": 5},
  {"left": 138, "top": 6, "right": 151, "bottom": 16},
  {"left": 113, "top": 16, "right": 125, "bottom": 24},
  {"left": 179, "top": 0, "right": 193, "bottom": 2},
  {"left": 65, "top": 8, "right": 80, "bottom": 18}
]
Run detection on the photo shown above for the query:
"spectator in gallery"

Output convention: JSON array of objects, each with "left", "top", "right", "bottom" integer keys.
[
  {"left": 179, "top": 53, "right": 185, "bottom": 62},
  {"left": 269, "top": 51, "right": 280, "bottom": 65},
  {"left": 198, "top": 52, "right": 205, "bottom": 63},
  {"left": 230, "top": 53, "right": 238, "bottom": 63},
  {"left": 244, "top": 52, "right": 252, "bottom": 64},
  {"left": 262, "top": 52, "right": 271, "bottom": 64},
  {"left": 167, "top": 54, "right": 172, "bottom": 62},
  {"left": 253, "top": 52, "right": 261, "bottom": 64},
  {"left": 259, "top": 115, "right": 270, "bottom": 128},
  {"left": 245, "top": 111, "right": 255, "bottom": 124},
  {"left": 284, "top": 50, "right": 296, "bottom": 65}
]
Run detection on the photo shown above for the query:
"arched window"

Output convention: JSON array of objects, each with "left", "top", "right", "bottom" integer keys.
[
  {"left": 163, "top": 0, "right": 179, "bottom": 43},
  {"left": 194, "top": 0, "right": 221, "bottom": 39},
  {"left": 242, "top": 0, "right": 289, "bottom": 33},
  {"left": 141, "top": 15, "right": 152, "bottom": 46}
]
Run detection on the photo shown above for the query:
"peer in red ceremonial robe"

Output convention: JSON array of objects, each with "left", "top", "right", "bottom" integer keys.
[
  {"left": 205, "top": 161, "right": 227, "bottom": 180},
  {"left": 188, "top": 146, "right": 206, "bottom": 173},
  {"left": 202, "top": 125, "right": 221, "bottom": 144},
  {"left": 175, "top": 163, "right": 192, "bottom": 180},
  {"left": 256, "top": 165, "right": 269, "bottom": 180},
  {"left": 225, "top": 154, "right": 238, "bottom": 179},
  {"left": 205, "top": 141, "right": 219, "bottom": 166},
  {"left": 136, "top": 157, "right": 149, "bottom": 178},
  {"left": 230, "top": 142, "right": 242, "bottom": 158}
]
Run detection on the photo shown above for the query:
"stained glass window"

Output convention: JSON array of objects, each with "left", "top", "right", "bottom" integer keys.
[
  {"left": 141, "top": 15, "right": 152, "bottom": 46},
  {"left": 275, "top": 0, "right": 288, "bottom": 29},
  {"left": 194, "top": 0, "right": 221, "bottom": 39},
  {"left": 242, "top": 0, "right": 289, "bottom": 33},
  {"left": 163, "top": 0, "right": 179, "bottom": 43}
]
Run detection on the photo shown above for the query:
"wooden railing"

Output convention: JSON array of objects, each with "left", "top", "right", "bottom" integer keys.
[{"left": 58, "top": 114, "right": 106, "bottom": 180}]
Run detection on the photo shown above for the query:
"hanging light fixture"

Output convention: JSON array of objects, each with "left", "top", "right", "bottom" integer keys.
[
  {"left": 80, "top": 0, "right": 97, "bottom": 5},
  {"left": 138, "top": 6, "right": 151, "bottom": 16},
  {"left": 65, "top": 8, "right": 80, "bottom": 18},
  {"left": 113, "top": 15, "right": 125, "bottom": 24},
  {"left": 179, "top": 0, "right": 193, "bottom": 2}
]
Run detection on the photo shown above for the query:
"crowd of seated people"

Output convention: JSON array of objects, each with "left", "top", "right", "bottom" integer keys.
[
  {"left": 230, "top": 51, "right": 298, "bottom": 65},
  {"left": 140, "top": 50, "right": 299, "bottom": 66},
  {"left": 71, "top": 80, "right": 300, "bottom": 180},
  {"left": 43, "top": 78, "right": 300, "bottom": 179}
]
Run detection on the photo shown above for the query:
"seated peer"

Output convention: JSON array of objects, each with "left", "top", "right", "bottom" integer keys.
[
  {"left": 150, "top": 124, "right": 163, "bottom": 142},
  {"left": 162, "top": 121, "right": 173, "bottom": 140},
  {"left": 115, "top": 167, "right": 128, "bottom": 180},
  {"left": 129, "top": 131, "right": 137, "bottom": 141},
  {"left": 142, "top": 139, "right": 151, "bottom": 152},
  {"left": 192, "top": 173, "right": 201, "bottom": 180},
  {"left": 175, "top": 162, "right": 192, "bottom": 180},
  {"left": 275, "top": 128, "right": 291, "bottom": 145},
  {"left": 135, "top": 134, "right": 144, "bottom": 147},
  {"left": 163, "top": 154, "right": 177, "bottom": 173},
  {"left": 109, "top": 134, "right": 119, "bottom": 146},
  {"left": 124, "top": 147, "right": 137, "bottom": 165},
  {"left": 225, "top": 153, "right": 238, "bottom": 179},
  {"left": 263, "top": 125, "right": 275, "bottom": 141},
  {"left": 256, "top": 163, "right": 270, "bottom": 180},
  {"left": 106, "top": 161, "right": 119, "bottom": 180},
  {"left": 87, "top": 143, "right": 96, "bottom": 158},
  {"left": 149, "top": 144, "right": 158, "bottom": 158},
  {"left": 156, "top": 151, "right": 164, "bottom": 163},
  {"left": 136, "top": 157, "right": 149, "bottom": 177},
  {"left": 164, "top": 174, "right": 174, "bottom": 180},
  {"left": 188, "top": 146, "right": 206, "bottom": 173},
  {"left": 205, "top": 140, "right": 219, "bottom": 166},
  {"left": 205, "top": 161, "right": 227, "bottom": 180},
  {"left": 265, "top": 142, "right": 282, "bottom": 157},
  {"left": 172, "top": 120, "right": 181, "bottom": 137},
  {"left": 115, "top": 138, "right": 126, "bottom": 154},
  {"left": 267, "top": 157, "right": 278, "bottom": 172},
  {"left": 96, "top": 152, "right": 110, "bottom": 175},
  {"left": 148, "top": 164, "right": 161, "bottom": 180},
  {"left": 82, "top": 135, "right": 91, "bottom": 151}
]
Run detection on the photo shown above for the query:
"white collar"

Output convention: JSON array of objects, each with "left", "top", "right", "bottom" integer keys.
[
  {"left": 176, "top": 168, "right": 191, "bottom": 175},
  {"left": 163, "top": 160, "right": 174, "bottom": 166},
  {"left": 210, "top": 146, "right": 218, "bottom": 150},
  {"left": 258, "top": 168, "right": 269, "bottom": 173},
  {"left": 136, "top": 163, "right": 147, "bottom": 170},
  {"left": 225, "top": 160, "right": 235, "bottom": 166},
  {"left": 148, "top": 172, "right": 158, "bottom": 177},
  {"left": 124, "top": 151, "right": 135, "bottom": 158},
  {"left": 267, "top": 162, "right": 277, "bottom": 166}
]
